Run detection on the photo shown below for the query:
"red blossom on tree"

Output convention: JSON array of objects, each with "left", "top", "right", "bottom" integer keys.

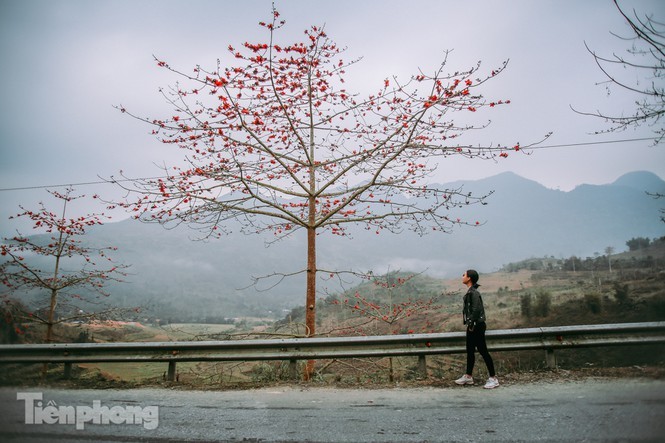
[
  {"left": 110, "top": 8, "right": 547, "bottom": 379},
  {"left": 0, "top": 189, "right": 128, "bottom": 343}
]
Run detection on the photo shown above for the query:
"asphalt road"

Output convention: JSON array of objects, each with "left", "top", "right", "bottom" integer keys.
[{"left": 1, "top": 379, "right": 664, "bottom": 442}]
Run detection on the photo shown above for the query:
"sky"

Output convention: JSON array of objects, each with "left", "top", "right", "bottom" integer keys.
[{"left": 1, "top": 0, "right": 664, "bottom": 235}]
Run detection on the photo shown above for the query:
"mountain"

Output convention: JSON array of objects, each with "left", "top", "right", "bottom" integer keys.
[{"left": 7, "top": 171, "right": 665, "bottom": 320}]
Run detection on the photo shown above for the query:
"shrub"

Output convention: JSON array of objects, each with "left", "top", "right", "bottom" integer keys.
[
  {"left": 613, "top": 282, "right": 630, "bottom": 305},
  {"left": 520, "top": 293, "right": 532, "bottom": 318},
  {"left": 584, "top": 292, "right": 602, "bottom": 314},
  {"left": 533, "top": 289, "right": 552, "bottom": 317}
]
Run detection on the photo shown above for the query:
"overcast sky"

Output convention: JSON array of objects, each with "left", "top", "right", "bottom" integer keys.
[{"left": 1, "top": 0, "right": 663, "bottom": 235}]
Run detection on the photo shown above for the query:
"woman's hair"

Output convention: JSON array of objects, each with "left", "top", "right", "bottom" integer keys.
[{"left": 466, "top": 269, "right": 480, "bottom": 286}]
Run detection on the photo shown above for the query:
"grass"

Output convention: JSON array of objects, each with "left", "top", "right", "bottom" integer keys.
[{"left": 159, "top": 323, "right": 236, "bottom": 340}]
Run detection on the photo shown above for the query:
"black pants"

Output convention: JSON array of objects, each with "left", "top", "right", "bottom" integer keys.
[{"left": 465, "top": 322, "right": 496, "bottom": 377}]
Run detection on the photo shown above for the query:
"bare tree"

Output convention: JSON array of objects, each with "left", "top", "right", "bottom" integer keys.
[
  {"left": 111, "top": 9, "right": 547, "bottom": 378},
  {"left": 604, "top": 246, "right": 615, "bottom": 272},
  {"left": 575, "top": 0, "right": 664, "bottom": 143},
  {"left": 0, "top": 189, "right": 128, "bottom": 343}
]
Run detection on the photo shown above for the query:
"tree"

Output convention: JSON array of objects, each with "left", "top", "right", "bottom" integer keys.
[
  {"left": 0, "top": 189, "right": 127, "bottom": 343},
  {"left": 605, "top": 246, "right": 615, "bottom": 272},
  {"left": 520, "top": 293, "right": 532, "bottom": 319},
  {"left": 331, "top": 271, "right": 443, "bottom": 382},
  {"left": 626, "top": 236, "right": 651, "bottom": 251},
  {"left": 0, "top": 300, "right": 27, "bottom": 344},
  {"left": 111, "top": 9, "right": 545, "bottom": 377},
  {"left": 533, "top": 289, "right": 552, "bottom": 318},
  {"left": 576, "top": 0, "right": 664, "bottom": 143},
  {"left": 333, "top": 272, "right": 442, "bottom": 336}
]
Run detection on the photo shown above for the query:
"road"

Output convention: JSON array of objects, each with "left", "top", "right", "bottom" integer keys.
[{"left": 1, "top": 379, "right": 664, "bottom": 442}]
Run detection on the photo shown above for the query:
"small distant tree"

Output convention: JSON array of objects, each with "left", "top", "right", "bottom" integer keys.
[
  {"left": 562, "top": 256, "right": 580, "bottom": 272},
  {"left": 613, "top": 281, "right": 630, "bottom": 305},
  {"left": 605, "top": 246, "right": 615, "bottom": 272},
  {"left": 332, "top": 272, "right": 443, "bottom": 381},
  {"left": 112, "top": 8, "right": 548, "bottom": 378},
  {"left": 533, "top": 289, "right": 552, "bottom": 318},
  {"left": 333, "top": 273, "right": 442, "bottom": 336},
  {"left": 575, "top": 0, "right": 664, "bottom": 143},
  {"left": 626, "top": 237, "right": 651, "bottom": 251},
  {"left": 520, "top": 293, "right": 533, "bottom": 318},
  {"left": 0, "top": 190, "right": 127, "bottom": 343},
  {"left": 0, "top": 300, "right": 26, "bottom": 344},
  {"left": 584, "top": 292, "right": 603, "bottom": 314}
]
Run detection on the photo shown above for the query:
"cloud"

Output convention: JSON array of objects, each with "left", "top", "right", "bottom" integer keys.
[{"left": 1, "top": 0, "right": 663, "bottom": 236}]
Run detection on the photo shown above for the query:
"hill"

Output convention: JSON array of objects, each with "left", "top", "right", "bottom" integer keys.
[
  {"left": 4, "top": 171, "right": 664, "bottom": 320},
  {"left": 281, "top": 239, "right": 665, "bottom": 344}
]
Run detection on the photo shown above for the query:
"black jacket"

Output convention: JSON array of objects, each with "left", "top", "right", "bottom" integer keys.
[{"left": 462, "top": 285, "right": 486, "bottom": 326}]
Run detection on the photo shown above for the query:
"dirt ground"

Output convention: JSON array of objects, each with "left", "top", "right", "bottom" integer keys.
[{"left": 2, "top": 361, "right": 663, "bottom": 391}]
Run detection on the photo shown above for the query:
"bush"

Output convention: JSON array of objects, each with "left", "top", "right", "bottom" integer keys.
[
  {"left": 533, "top": 289, "right": 552, "bottom": 317},
  {"left": 584, "top": 292, "right": 602, "bottom": 314},
  {"left": 520, "top": 293, "right": 532, "bottom": 318},
  {"left": 250, "top": 361, "right": 294, "bottom": 382},
  {"left": 613, "top": 282, "right": 630, "bottom": 305}
]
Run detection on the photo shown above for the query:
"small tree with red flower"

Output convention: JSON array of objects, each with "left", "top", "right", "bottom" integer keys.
[
  {"left": 0, "top": 189, "right": 128, "bottom": 344},
  {"left": 330, "top": 271, "right": 447, "bottom": 380},
  {"left": 111, "top": 8, "right": 547, "bottom": 378},
  {"left": 334, "top": 272, "right": 443, "bottom": 336}
]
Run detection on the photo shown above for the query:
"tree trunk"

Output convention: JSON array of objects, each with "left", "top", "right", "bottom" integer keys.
[
  {"left": 305, "top": 115, "right": 316, "bottom": 380},
  {"left": 46, "top": 288, "right": 57, "bottom": 343},
  {"left": 304, "top": 224, "right": 316, "bottom": 380},
  {"left": 42, "top": 288, "right": 58, "bottom": 378}
]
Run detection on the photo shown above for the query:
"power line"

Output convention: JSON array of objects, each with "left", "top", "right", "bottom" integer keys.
[
  {"left": 0, "top": 180, "right": 114, "bottom": 192},
  {"left": 0, "top": 177, "right": 164, "bottom": 193},
  {"left": 0, "top": 136, "right": 659, "bottom": 193},
  {"left": 524, "top": 137, "right": 658, "bottom": 150}
]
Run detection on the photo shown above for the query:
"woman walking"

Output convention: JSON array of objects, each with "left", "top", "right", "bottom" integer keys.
[{"left": 455, "top": 269, "right": 499, "bottom": 389}]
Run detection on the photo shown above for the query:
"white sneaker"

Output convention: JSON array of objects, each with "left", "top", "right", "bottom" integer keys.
[
  {"left": 454, "top": 374, "right": 474, "bottom": 385},
  {"left": 484, "top": 377, "right": 500, "bottom": 389}
]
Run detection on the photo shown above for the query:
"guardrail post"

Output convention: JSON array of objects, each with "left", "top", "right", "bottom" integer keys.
[
  {"left": 64, "top": 362, "right": 72, "bottom": 379},
  {"left": 289, "top": 359, "right": 298, "bottom": 380},
  {"left": 167, "top": 361, "right": 177, "bottom": 381},
  {"left": 417, "top": 355, "right": 427, "bottom": 378},
  {"left": 545, "top": 349, "right": 557, "bottom": 369}
]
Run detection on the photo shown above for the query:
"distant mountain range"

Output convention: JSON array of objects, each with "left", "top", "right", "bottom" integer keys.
[{"left": 10, "top": 171, "right": 665, "bottom": 320}]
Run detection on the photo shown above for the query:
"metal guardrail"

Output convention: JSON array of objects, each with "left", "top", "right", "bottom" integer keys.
[{"left": 1, "top": 322, "right": 663, "bottom": 381}]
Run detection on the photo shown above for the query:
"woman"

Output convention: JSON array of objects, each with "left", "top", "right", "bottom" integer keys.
[{"left": 454, "top": 269, "right": 499, "bottom": 389}]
